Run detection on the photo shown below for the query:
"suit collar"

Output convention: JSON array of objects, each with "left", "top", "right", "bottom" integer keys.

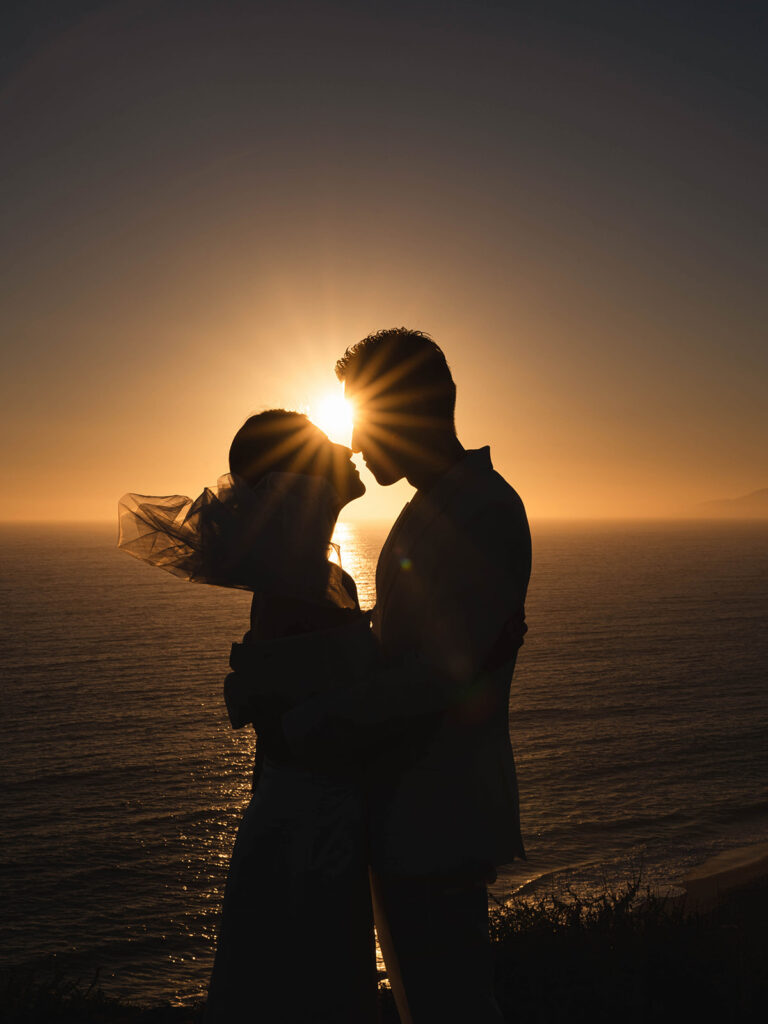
[
  {"left": 405, "top": 446, "right": 493, "bottom": 539},
  {"left": 416, "top": 446, "right": 492, "bottom": 508},
  {"left": 376, "top": 447, "right": 494, "bottom": 612}
]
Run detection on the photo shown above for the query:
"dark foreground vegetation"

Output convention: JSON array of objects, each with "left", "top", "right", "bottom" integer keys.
[
  {"left": 4, "top": 880, "right": 767, "bottom": 1023},
  {"left": 488, "top": 878, "right": 768, "bottom": 1024}
]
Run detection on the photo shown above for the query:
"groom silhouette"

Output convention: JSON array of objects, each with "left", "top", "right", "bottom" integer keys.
[{"left": 284, "top": 328, "right": 531, "bottom": 1023}]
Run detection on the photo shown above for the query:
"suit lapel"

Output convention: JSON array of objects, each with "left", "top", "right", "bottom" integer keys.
[
  {"left": 375, "top": 500, "right": 412, "bottom": 615},
  {"left": 375, "top": 448, "right": 495, "bottom": 621}
]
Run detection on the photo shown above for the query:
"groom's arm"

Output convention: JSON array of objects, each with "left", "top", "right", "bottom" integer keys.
[{"left": 282, "top": 500, "right": 531, "bottom": 756}]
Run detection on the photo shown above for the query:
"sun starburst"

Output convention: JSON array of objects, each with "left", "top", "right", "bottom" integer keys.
[{"left": 308, "top": 390, "right": 354, "bottom": 445}]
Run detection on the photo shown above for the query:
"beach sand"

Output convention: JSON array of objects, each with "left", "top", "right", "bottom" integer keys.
[{"left": 682, "top": 841, "right": 768, "bottom": 912}]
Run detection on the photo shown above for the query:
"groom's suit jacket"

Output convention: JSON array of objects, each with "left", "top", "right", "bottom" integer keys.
[{"left": 285, "top": 447, "right": 531, "bottom": 876}]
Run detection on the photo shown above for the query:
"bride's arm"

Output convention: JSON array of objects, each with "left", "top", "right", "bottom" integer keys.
[{"left": 223, "top": 610, "right": 379, "bottom": 729}]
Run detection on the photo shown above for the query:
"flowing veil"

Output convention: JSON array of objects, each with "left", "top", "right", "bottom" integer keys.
[{"left": 118, "top": 472, "right": 356, "bottom": 609}]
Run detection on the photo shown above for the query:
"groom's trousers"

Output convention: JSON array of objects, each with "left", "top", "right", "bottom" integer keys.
[{"left": 370, "top": 870, "right": 504, "bottom": 1024}]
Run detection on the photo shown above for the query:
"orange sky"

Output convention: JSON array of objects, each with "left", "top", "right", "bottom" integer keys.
[{"left": 1, "top": 2, "right": 765, "bottom": 523}]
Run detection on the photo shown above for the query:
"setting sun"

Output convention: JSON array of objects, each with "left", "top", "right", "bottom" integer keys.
[{"left": 308, "top": 391, "right": 354, "bottom": 445}]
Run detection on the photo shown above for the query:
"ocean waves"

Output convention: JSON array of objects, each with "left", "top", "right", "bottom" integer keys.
[{"left": 1, "top": 520, "right": 767, "bottom": 1004}]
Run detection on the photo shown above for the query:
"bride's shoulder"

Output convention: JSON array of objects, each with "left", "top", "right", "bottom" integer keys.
[{"left": 340, "top": 569, "right": 359, "bottom": 605}]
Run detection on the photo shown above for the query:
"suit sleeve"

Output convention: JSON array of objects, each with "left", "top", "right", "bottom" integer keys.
[{"left": 282, "top": 498, "right": 531, "bottom": 754}]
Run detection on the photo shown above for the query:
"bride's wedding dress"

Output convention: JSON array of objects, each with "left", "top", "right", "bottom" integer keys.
[{"left": 119, "top": 472, "right": 380, "bottom": 1023}]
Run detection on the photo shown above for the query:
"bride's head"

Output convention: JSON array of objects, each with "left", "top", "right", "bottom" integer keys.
[{"left": 229, "top": 410, "right": 365, "bottom": 509}]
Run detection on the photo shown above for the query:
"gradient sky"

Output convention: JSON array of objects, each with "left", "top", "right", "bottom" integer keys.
[{"left": 1, "top": 0, "right": 766, "bottom": 522}]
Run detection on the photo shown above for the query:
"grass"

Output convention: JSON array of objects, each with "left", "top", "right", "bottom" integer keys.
[
  {"left": 0, "top": 970, "right": 204, "bottom": 1024},
  {"left": 5, "top": 879, "right": 767, "bottom": 1022},
  {"left": 489, "top": 877, "right": 768, "bottom": 1023}
]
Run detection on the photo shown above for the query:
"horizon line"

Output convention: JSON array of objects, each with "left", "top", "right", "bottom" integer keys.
[{"left": 2, "top": 515, "right": 768, "bottom": 527}]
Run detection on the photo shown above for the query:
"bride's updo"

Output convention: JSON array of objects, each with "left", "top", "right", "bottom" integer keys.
[
  {"left": 229, "top": 409, "right": 363, "bottom": 508},
  {"left": 118, "top": 409, "right": 360, "bottom": 604},
  {"left": 229, "top": 410, "right": 316, "bottom": 487}
]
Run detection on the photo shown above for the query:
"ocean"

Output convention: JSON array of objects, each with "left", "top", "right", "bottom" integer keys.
[{"left": 1, "top": 519, "right": 767, "bottom": 1005}]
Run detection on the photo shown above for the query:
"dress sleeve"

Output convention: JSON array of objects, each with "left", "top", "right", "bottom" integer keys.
[{"left": 223, "top": 614, "right": 378, "bottom": 729}]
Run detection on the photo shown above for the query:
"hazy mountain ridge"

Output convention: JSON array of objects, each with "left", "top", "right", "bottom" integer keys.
[{"left": 697, "top": 489, "right": 768, "bottom": 517}]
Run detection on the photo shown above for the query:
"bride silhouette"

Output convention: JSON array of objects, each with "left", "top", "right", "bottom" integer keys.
[{"left": 119, "top": 410, "right": 379, "bottom": 1023}]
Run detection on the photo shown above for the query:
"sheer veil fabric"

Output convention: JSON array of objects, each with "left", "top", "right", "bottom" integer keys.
[{"left": 117, "top": 472, "right": 356, "bottom": 610}]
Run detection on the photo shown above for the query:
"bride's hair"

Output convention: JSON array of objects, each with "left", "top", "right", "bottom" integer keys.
[
  {"left": 229, "top": 410, "right": 314, "bottom": 488},
  {"left": 119, "top": 409, "right": 357, "bottom": 603}
]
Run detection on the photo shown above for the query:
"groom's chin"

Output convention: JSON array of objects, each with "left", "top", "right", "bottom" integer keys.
[{"left": 368, "top": 465, "right": 404, "bottom": 486}]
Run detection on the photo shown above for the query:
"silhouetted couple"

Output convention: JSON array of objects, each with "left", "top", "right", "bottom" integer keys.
[{"left": 119, "top": 328, "right": 531, "bottom": 1023}]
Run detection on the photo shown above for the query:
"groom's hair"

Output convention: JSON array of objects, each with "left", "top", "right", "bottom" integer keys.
[
  {"left": 335, "top": 327, "right": 456, "bottom": 428},
  {"left": 229, "top": 410, "right": 317, "bottom": 486}
]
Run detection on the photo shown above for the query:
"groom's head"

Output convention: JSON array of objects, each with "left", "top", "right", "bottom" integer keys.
[{"left": 335, "top": 328, "right": 456, "bottom": 485}]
